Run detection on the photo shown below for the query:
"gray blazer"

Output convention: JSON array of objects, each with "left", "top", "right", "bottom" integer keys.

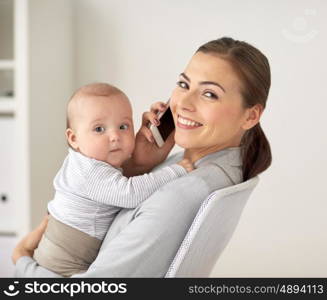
[{"left": 15, "top": 147, "right": 243, "bottom": 277}]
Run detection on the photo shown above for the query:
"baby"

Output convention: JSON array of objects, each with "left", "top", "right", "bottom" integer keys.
[{"left": 33, "top": 83, "right": 193, "bottom": 277}]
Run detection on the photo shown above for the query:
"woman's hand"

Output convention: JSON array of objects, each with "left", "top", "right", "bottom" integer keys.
[
  {"left": 123, "top": 102, "right": 175, "bottom": 176},
  {"left": 12, "top": 215, "right": 49, "bottom": 264},
  {"left": 177, "top": 158, "right": 195, "bottom": 173}
]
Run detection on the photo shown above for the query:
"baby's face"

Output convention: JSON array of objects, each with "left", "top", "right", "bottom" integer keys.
[{"left": 70, "top": 94, "right": 135, "bottom": 168}]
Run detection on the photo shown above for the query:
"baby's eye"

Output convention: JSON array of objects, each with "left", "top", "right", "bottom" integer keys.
[
  {"left": 176, "top": 80, "right": 189, "bottom": 89},
  {"left": 203, "top": 91, "right": 218, "bottom": 100},
  {"left": 120, "top": 124, "right": 129, "bottom": 130},
  {"left": 94, "top": 126, "right": 105, "bottom": 133}
]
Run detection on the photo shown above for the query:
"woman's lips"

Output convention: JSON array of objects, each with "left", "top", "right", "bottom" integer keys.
[{"left": 177, "top": 114, "right": 203, "bottom": 129}]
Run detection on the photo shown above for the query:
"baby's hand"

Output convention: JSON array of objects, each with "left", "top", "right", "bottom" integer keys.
[{"left": 177, "top": 158, "right": 194, "bottom": 173}]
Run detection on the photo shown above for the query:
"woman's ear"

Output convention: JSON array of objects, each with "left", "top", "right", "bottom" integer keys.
[
  {"left": 65, "top": 128, "right": 79, "bottom": 150},
  {"left": 242, "top": 104, "right": 263, "bottom": 130}
]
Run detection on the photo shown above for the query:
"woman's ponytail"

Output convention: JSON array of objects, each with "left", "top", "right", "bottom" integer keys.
[{"left": 241, "top": 123, "right": 272, "bottom": 181}]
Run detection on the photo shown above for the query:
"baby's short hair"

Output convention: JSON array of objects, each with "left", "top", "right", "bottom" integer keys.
[{"left": 66, "top": 82, "right": 125, "bottom": 129}]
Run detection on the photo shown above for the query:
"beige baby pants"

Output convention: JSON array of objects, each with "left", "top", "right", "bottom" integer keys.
[{"left": 33, "top": 215, "right": 102, "bottom": 277}]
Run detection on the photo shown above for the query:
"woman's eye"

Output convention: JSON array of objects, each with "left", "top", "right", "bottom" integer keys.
[
  {"left": 94, "top": 126, "right": 105, "bottom": 133},
  {"left": 120, "top": 124, "right": 129, "bottom": 130},
  {"left": 176, "top": 80, "right": 189, "bottom": 89},
  {"left": 204, "top": 91, "right": 218, "bottom": 99}
]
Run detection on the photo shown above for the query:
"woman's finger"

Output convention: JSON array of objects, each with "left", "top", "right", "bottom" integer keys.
[
  {"left": 141, "top": 111, "right": 160, "bottom": 127},
  {"left": 12, "top": 215, "right": 49, "bottom": 264},
  {"left": 36, "top": 215, "right": 49, "bottom": 232},
  {"left": 25, "top": 216, "right": 49, "bottom": 251},
  {"left": 150, "top": 101, "right": 167, "bottom": 113},
  {"left": 138, "top": 126, "right": 155, "bottom": 143}
]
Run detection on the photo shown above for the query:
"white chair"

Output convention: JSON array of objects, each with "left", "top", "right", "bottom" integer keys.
[{"left": 165, "top": 176, "right": 259, "bottom": 277}]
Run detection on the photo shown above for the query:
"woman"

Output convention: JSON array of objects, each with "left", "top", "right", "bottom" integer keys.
[{"left": 13, "top": 37, "right": 272, "bottom": 277}]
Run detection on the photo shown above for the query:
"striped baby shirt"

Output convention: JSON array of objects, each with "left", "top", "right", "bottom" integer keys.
[{"left": 48, "top": 148, "right": 187, "bottom": 240}]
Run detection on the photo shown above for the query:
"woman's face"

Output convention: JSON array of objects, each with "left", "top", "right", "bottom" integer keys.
[{"left": 170, "top": 51, "right": 250, "bottom": 153}]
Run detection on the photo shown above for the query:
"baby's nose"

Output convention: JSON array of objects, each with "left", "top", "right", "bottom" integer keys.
[{"left": 109, "top": 131, "right": 120, "bottom": 142}]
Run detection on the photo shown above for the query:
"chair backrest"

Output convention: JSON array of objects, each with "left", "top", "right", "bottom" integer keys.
[{"left": 165, "top": 176, "right": 259, "bottom": 277}]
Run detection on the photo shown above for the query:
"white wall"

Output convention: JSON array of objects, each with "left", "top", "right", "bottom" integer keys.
[
  {"left": 29, "top": 0, "right": 74, "bottom": 229},
  {"left": 73, "top": 0, "right": 327, "bottom": 276}
]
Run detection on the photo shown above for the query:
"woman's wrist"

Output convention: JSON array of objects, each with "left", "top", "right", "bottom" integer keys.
[
  {"left": 12, "top": 246, "right": 33, "bottom": 264},
  {"left": 12, "top": 214, "right": 49, "bottom": 265}
]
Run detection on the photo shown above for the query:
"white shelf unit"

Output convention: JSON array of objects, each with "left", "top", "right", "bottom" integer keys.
[
  {"left": 0, "top": 0, "right": 15, "bottom": 108},
  {"left": 0, "top": 0, "right": 73, "bottom": 240},
  {"left": 0, "top": 98, "right": 15, "bottom": 114},
  {"left": 0, "top": 60, "right": 15, "bottom": 69},
  {"left": 0, "top": 1, "right": 16, "bottom": 276},
  {"left": 0, "top": 60, "right": 15, "bottom": 105}
]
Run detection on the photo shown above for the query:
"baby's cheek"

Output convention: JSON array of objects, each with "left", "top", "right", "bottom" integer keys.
[
  {"left": 88, "top": 141, "right": 105, "bottom": 156},
  {"left": 126, "top": 134, "right": 136, "bottom": 154}
]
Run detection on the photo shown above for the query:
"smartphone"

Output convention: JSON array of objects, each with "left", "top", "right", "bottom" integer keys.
[{"left": 149, "top": 102, "right": 175, "bottom": 147}]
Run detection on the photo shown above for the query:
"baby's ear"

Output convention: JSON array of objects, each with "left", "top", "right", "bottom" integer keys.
[{"left": 65, "top": 128, "right": 79, "bottom": 150}]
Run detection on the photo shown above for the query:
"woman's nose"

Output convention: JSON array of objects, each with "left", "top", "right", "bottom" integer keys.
[{"left": 177, "top": 94, "right": 196, "bottom": 113}]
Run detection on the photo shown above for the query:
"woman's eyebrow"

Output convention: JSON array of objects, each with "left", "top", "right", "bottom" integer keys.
[{"left": 180, "top": 72, "right": 226, "bottom": 93}]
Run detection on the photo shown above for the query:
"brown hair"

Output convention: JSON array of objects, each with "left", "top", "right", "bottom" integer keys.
[{"left": 197, "top": 37, "right": 272, "bottom": 181}]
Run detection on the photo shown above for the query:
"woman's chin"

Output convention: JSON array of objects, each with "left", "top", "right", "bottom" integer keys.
[{"left": 174, "top": 136, "right": 196, "bottom": 150}]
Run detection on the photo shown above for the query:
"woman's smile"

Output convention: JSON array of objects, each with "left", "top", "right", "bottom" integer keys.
[{"left": 176, "top": 114, "right": 203, "bottom": 129}]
